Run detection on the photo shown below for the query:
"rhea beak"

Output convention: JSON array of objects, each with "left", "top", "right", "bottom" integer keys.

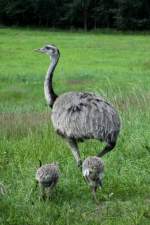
[{"left": 34, "top": 48, "right": 45, "bottom": 53}]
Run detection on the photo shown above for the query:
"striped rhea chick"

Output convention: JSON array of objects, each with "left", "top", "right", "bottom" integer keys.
[
  {"left": 0, "top": 182, "right": 6, "bottom": 196},
  {"left": 35, "top": 161, "right": 59, "bottom": 200},
  {"left": 82, "top": 156, "right": 104, "bottom": 202}
]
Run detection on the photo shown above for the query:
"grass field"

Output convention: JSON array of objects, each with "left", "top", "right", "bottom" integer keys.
[{"left": 0, "top": 28, "right": 150, "bottom": 225}]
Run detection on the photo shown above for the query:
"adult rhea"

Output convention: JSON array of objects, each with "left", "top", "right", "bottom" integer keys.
[{"left": 35, "top": 44, "right": 121, "bottom": 167}]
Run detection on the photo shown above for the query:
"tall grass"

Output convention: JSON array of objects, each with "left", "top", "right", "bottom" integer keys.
[{"left": 0, "top": 28, "right": 150, "bottom": 225}]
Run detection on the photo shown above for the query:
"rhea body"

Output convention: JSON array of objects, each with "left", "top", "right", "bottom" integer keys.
[
  {"left": 35, "top": 45, "right": 121, "bottom": 167},
  {"left": 82, "top": 156, "right": 104, "bottom": 202},
  {"left": 35, "top": 163, "right": 59, "bottom": 199}
]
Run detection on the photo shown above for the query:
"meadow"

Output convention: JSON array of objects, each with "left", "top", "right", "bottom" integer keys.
[{"left": 0, "top": 28, "right": 150, "bottom": 225}]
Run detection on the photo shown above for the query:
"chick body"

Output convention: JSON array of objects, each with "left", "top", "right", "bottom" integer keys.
[
  {"left": 36, "top": 163, "right": 59, "bottom": 199},
  {"left": 82, "top": 156, "right": 104, "bottom": 202}
]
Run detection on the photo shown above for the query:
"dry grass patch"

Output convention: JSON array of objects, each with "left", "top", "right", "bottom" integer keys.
[{"left": 0, "top": 111, "right": 50, "bottom": 139}]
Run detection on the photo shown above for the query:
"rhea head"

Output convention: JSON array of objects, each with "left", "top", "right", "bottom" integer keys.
[{"left": 35, "top": 44, "right": 60, "bottom": 60}]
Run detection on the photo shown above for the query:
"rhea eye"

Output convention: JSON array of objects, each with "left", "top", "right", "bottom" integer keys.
[{"left": 45, "top": 46, "right": 51, "bottom": 50}]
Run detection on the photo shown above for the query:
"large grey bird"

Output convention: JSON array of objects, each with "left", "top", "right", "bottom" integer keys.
[
  {"left": 82, "top": 156, "right": 104, "bottom": 202},
  {"left": 35, "top": 44, "right": 121, "bottom": 167}
]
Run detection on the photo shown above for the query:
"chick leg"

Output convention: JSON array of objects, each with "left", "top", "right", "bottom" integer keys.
[
  {"left": 91, "top": 186, "right": 99, "bottom": 204},
  {"left": 47, "top": 182, "right": 55, "bottom": 200},
  {"left": 39, "top": 184, "right": 46, "bottom": 200}
]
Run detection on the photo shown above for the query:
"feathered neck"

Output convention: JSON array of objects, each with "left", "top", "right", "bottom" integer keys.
[{"left": 44, "top": 54, "right": 59, "bottom": 108}]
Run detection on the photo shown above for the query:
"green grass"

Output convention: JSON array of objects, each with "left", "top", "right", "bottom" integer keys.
[{"left": 0, "top": 27, "right": 150, "bottom": 225}]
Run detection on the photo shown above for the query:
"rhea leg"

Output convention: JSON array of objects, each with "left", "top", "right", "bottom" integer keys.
[
  {"left": 67, "top": 138, "right": 82, "bottom": 167},
  {"left": 97, "top": 142, "right": 116, "bottom": 157}
]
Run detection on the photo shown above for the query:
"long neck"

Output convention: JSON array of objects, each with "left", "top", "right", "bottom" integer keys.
[{"left": 44, "top": 55, "right": 59, "bottom": 108}]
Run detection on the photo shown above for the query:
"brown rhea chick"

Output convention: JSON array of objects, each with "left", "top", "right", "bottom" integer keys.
[
  {"left": 82, "top": 156, "right": 104, "bottom": 203},
  {"left": 0, "top": 182, "right": 6, "bottom": 196},
  {"left": 35, "top": 162, "right": 59, "bottom": 200}
]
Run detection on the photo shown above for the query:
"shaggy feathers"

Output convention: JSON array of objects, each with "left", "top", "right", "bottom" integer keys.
[
  {"left": 36, "top": 163, "right": 59, "bottom": 199},
  {"left": 82, "top": 156, "right": 104, "bottom": 186},
  {"left": 82, "top": 156, "right": 104, "bottom": 202},
  {"left": 36, "top": 163, "right": 59, "bottom": 187},
  {"left": 52, "top": 92, "right": 120, "bottom": 144}
]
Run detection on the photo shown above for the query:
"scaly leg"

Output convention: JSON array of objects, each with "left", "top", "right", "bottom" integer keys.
[
  {"left": 97, "top": 142, "right": 116, "bottom": 157},
  {"left": 67, "top": 138, "right": 82, "bottom": 167}
]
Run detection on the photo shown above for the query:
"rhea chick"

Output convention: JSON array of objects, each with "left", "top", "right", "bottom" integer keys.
[
  {"left": 82, "top": 156, "right": 104, "bottom": 203},
  {"left": 35, "top": 162, "right": 59, "bottom": 200},
  {"left": 0, "top": 182, "right": 6, "bottom": 196}
]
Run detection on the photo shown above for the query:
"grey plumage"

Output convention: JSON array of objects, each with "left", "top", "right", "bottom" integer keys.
[
  {"left": 35, "top": 44, "right": 121, "bottom": 167},
  {"left": 82, "top": 156, "right": 104, "bottom": 202},
  {"left": 52, "top": 92, "right": 120, "bottom": 144},
  {"left": 35, "top": 163, "right": 59, "bottom": 199}
]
